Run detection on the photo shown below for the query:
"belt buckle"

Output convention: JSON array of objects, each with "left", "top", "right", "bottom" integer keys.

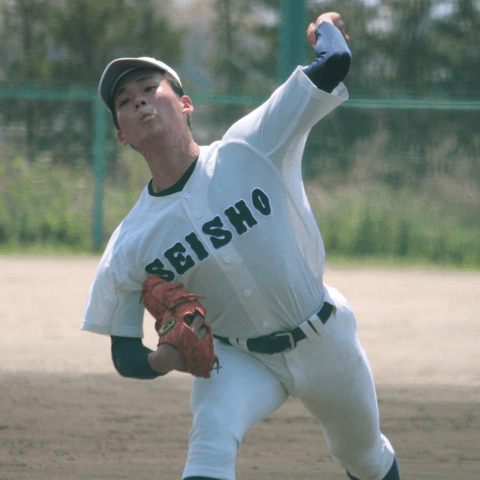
[{"left": 273, "top": 332, "right": 296, "bottom": 352}]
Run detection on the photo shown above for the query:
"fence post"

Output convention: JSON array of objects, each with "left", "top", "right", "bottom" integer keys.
[
  {"left": 278, "top": 0, "right": 307, "bottom": 84},
  {"left": 92, "top": 96, "right": 107, "bottom": 251}
]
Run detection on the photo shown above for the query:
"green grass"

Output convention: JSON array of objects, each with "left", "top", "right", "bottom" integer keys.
[
  {"left": 0, "top": 150, "right": 151, "bottom": 252},
  {"left": 0, "top": 243, "right": 99, "bottom": 258},
  {"left": 1, "top": 245, "right": 477, "bottom": 273},
  {"left": 308, "top": 183, "right": 480, "bottom": 270},
  {"left": 1, "top": 152, "right": 479, "bottom": 270},
  {"left": 325, "top": 254, "right": 480, "bottom": 272}
]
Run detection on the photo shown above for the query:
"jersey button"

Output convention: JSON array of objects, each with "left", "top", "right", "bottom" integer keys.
[
  {"left": 184, "top": 192, "right": 191, "bottom": 199},
  {"left": 195, "top": 211, "right": 202, "bottom": 217},
  {"left": 262, "top": 322, "right": 270, "bottom": 329},
  {"left": 224, "top": 256, "right": 231, "bottom": 263},
  {"left": 244, "top": 290, "right": 251, "bottom": 297}
]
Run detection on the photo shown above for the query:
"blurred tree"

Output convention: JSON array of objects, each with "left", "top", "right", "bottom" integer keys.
[
  {"left": 208, "top": 0, "right": 255, "bottom": 127},
  {"left": 0, "top": 0, "right": 51, "bottom": 83},
  {"left": 303, "top": 0, "right": 480, "bottom": 189},
  {"left": 0, "top": 0, "right": 51, "bottom": 162},
  {"left": 1, "top": 0, "right": 478, "bottom": 184},
  {"left": 377, "top": 0, "right": 480, "bottom": 187},
  {"left": 49, "top": 0, "right": 183, "bottom": 86},
  {"left": 0, "top": 0, "right": 184, "bottom": 166},
  {"left": 249, "top": 0, "right": 281, "bottom": 87},
  {"left": 430, "top": 0, "right": 480, "bottom": 179}
]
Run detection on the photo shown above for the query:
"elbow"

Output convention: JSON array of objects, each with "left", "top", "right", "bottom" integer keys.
[
  {"left": 112, "top": 355, "right": 132, "bottom": 378},
  {"left": 111, "top": 338, "right": 128, "bottom": 377},
  {"left": 326, "top": 50, "right": 352, "bottom": 85},
  {"left": 338, "top": 50, "right": 352, "bottom": 79},
  {"left": 303, "top": 48, "right": 352, "bottom": 93},
  {"left": 110, "top": 337, "right": 137, "bottom": 378}
]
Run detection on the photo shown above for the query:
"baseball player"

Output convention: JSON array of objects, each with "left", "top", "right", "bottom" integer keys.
[{"left": 82, "top": 11, "right": 401, "bottom": 480}]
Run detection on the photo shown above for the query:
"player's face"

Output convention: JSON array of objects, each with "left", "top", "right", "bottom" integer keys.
[{"left": 113, "top": 69, "right": 193, "bottom": 149}]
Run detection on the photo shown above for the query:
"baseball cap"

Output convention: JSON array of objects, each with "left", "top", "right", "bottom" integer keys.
[{"left": 98, "top": 57, "right": 182, "bottom": 112}]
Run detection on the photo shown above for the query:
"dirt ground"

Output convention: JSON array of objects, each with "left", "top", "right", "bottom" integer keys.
[{"left": 1, "top": 256, "right": 479, "bottom": 480}]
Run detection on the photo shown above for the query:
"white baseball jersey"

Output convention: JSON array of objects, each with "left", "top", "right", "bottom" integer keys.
[{"left": 81, "top": 67, "right": 348, "bottom": 340}]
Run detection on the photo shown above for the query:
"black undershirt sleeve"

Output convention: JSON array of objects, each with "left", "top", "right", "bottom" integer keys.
[
  {"left": 111, "top": 336, "right": 163, "bottom": 379},
  {"left": 302, "top": 22, "right": 352, "bottom": 93}
]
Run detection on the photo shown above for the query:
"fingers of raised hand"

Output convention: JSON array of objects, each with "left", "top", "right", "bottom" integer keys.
[
  {"left": 307, "top": 22, "right": 317, "bottom": 47},
  {"left": 307, "top": 12, "right": 350, "bottom": 45},
  {"left": 333, "top": 16, "right": 350, "bottom": 44}
]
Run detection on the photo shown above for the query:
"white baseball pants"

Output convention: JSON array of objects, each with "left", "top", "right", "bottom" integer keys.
[{"left": 182, "top": 285, "right": 396, "bottom": 480}]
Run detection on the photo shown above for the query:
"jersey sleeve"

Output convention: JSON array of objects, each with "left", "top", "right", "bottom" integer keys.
[
  {"left": 221, "top": 66, "right": 348, "bottom": 170},
  {"left": 81, "top": 226, "right": 146, "bottom": 338}
]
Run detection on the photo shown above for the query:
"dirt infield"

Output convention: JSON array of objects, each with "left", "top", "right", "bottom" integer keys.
[{"left": 1, "top": 257, "right": 479, "bottom": 479}]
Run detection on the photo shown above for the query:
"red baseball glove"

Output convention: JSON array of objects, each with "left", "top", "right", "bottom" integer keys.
[{"left": 141, "top": 276, "right": 219, "bottom": 378}]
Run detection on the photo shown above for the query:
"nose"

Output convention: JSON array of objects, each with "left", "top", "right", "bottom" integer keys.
[{"left": 135, "top": 100, "right": 146, "bottom": 109}]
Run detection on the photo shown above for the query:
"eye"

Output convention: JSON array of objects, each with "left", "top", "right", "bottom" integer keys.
[
  {"left": 145, "top": 85, "right": 157, "bottom": 93},
  {"left": 119, "top": 97, "right": 130, "bottom": 108}
]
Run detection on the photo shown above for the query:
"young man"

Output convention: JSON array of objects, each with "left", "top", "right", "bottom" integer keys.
[{"left": 82, "top": 12, "right": 401, "bottom": 480}]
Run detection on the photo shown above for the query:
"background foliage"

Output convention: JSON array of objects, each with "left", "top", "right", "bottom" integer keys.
[{"left": 0, "top": 0, "right": 479, "bottom": 267}]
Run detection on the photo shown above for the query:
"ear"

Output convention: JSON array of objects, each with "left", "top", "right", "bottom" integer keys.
[
  {"left": 116, "top": 130, "right": 129, "bottom": 147},
  {"left": 181, "top": 95, "right": 194, "bottom": 114}
]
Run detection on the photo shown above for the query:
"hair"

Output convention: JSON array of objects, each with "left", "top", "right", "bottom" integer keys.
[{"left": 110, "top": 69, "right": 192, "bottom": 132}]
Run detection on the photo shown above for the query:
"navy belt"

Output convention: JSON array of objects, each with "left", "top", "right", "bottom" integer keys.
[{"left": 214, "top": 302, "right": 334, "bottom": 355}]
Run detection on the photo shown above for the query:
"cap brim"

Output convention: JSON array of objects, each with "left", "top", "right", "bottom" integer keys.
[{"left": 98, "top": 57, "right": 182, "bottom": 111}]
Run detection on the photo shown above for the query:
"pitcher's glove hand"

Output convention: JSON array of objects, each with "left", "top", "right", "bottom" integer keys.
[{"left": 141, "top": 276, "right": 220, "bottom": 378}]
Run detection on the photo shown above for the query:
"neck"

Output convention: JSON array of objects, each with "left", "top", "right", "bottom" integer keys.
[{"left": 140, "top": 137, "right": 200, "bottom": 193}]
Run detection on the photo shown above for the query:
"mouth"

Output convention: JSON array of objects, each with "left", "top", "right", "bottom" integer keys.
[{"left": 140, "top": 113, "right": 156, "bottom": 122}]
